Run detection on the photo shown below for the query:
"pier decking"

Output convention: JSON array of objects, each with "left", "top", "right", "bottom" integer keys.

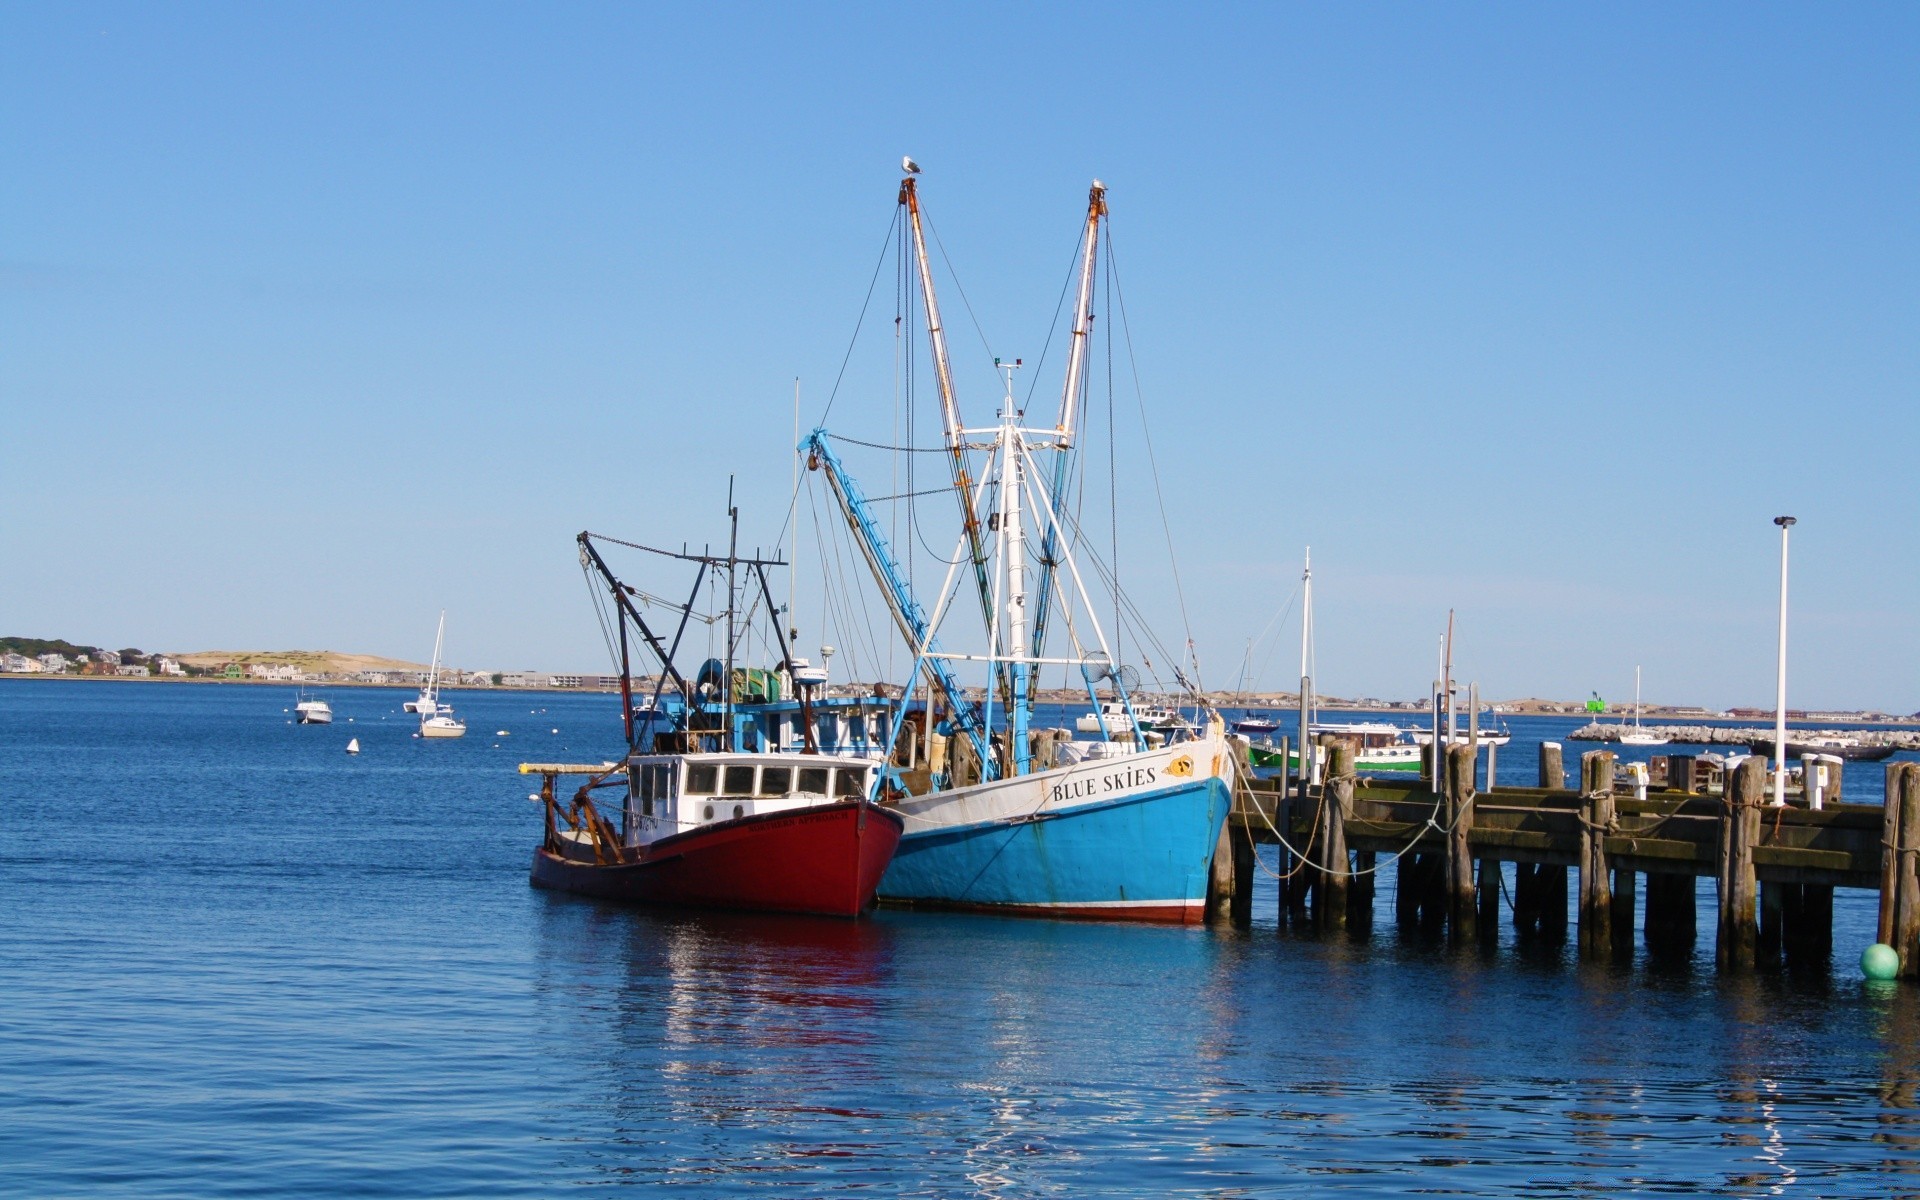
[{"left": 1211, "top": 742, "right": 1920, "bottom": 975}]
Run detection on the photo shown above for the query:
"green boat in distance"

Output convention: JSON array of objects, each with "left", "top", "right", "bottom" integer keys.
[{"left": 1246, "top": 721, "right": 1423, "bottom": 773}]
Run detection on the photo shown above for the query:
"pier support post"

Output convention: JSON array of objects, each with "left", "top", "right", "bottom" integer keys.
[
  {"left": 1895, "top": 764, "right": 1920, "bottom": 976},
  {"left": 1717, "top": 755, "right": 1764, "bottom": 972},
  {"left": 1446, "top": 744, "right": 1477, "bottom": 942},
  {"left": 1790, "top": 883, "right": 1833, "bottom": 962},
  {"left": 1578, "top": 750, "right": 1616, "bottom": 961},
  {"left": 1539, "top": 741, "right": 1565, "bottom": 790},
  {"left": 1206, "top": 816, "right": 1236, "bottom": 925},
  {"left": 1759, "top": 882, "right": 1786, "bottom": 960},
  {"left": 1667, "top": 754, "right": 1697, "bottom": 795},
  {"left": 1285, "top": 789, "right": 1309, "bottom": 930},
  {"left": 1611, "top": 867, "right": 1637, "bottom": 955},
  {"left": 1477, "top": 858, "right": 1502, "bottom": 935},
  {"left": 1349, "top": 850, "right": 1375, "bottom": 934},
  {"left": 1644, "top": 872, "right": 1697, "bottom": 954},
  {"left": 1318, "top": 743, "right": 1354, "bottom": 933},
  {"left": 1230, "top": 820, "right": 1255, "bottom": 929},
  {"left": 1877, "top": 762, "right": 1900, "bottom": 949}
]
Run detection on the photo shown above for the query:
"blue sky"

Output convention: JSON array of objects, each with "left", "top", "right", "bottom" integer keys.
[{"left": 4, "top": 3, "right": 1915, "bottom": 709}]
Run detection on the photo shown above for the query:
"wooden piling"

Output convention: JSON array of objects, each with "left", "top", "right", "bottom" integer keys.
[
  {"left": 1477, "top": 858, "right": 1502, "bottom": 935},
  {"left": 1349, "top": 849, "right": 1376, "bottom": 934},
  {"left": 1207, "top": 816, "right": 1236, "bottom": 925},
  {"left": 1717, "top": 755, "right": 1764, "bottom": 971},
  {"left": 1878, "top": 762, "right": 1902, "bottom": 947},
  {"left": 1759, "top": 882, "right": 1784, "bottom": 960},
  {"left": 1230, "top": 821, "right": 1255, "bottom": 929},
  {"left": 1320, "top": 743, "right": 1354, "bottom": 933},
  {"left": 1285, "top": 787, "right": 1309, "bottom": 930},
  {"left": 1899, "top": 764, "right": 1920, "bottom": 976},
  {"left": 1667, "top": 754, "right": 1697, "bottom": 794},
  {"left": 1644, "top": 872, "right": 1696, "bottom": 953},
  {"left": 1539, "top": 741, "right": 1565, "bottom": 790},
  {"left": 1446, "top": 743, "right": 1477, "bottom": 941},
  {"left": 1539, "top": 865, "right": 1568, "bottom": 941},
  {"left": 1578, "top": 750, "right": 1616, "bottom": 960},
  {"left": 1611, "top": 867, "right": 1637, "bottom": 955}
]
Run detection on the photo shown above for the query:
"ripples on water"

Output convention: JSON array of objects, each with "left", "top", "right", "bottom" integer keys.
[{"left": 4, "top": 681, "right": 1920, "bottom": 1196}]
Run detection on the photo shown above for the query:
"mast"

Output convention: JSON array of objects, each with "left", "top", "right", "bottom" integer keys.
[
  {"left": 1297, "top": 550, "right": 1313, "bottom": 789},
  {"left": 725, "top": 478, "right": 738, "bottom": 752},
  {"left": 997, "top": 363, "right": 1034, "bottom": 774},
  {"left": 900, "top": 173, "right": 996, "bottom": 637},
  {"left": 1028, "top": 180, "right": 1107, "bottom": 668},
  {"left": 428, "top": 610, "right": 445, "bottom": 704}
]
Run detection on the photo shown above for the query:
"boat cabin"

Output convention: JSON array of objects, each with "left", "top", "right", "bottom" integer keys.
[{"left": 622, "top": 752, "right": 878, "bottom": 846}]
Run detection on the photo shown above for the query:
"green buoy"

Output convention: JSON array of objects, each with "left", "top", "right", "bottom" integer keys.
[{"left": 1862, "top": 943, "right": 1900, "bottom": 980}]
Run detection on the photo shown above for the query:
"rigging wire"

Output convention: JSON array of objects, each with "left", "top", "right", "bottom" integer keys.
[
  {"left": 1105, "top": 224, "right": 1201, "bottom": 690},
  {"left": 921, "top": 210, "right": 998, "bottom": 371},
  {"left": 817, "top": 206, "right": 902, "bottom": 429}
]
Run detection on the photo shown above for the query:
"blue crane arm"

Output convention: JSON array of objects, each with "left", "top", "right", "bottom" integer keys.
[{"left": 801, "top": 429, "right": 996, "bottom": 780}]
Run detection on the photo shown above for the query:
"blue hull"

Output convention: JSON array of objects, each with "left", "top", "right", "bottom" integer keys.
[{"left": 876, "top": 777, "right": 1231, "bottom": 922}]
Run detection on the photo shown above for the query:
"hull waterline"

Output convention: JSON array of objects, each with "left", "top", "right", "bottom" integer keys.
[
  {"left": 530, "top": 800, "right": 904, "bottom": 918},
  {"left": 877, "top": 737, "right": 1233, "bottom": 924}
]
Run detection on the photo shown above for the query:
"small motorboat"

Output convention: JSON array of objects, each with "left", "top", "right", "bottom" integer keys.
[{"left": 294, "top": 692, "right": 333, "bottom": 725}]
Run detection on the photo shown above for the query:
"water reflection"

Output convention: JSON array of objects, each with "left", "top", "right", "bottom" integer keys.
[{"left": 522, "top": 891, "right": 1920, "bottom": 1196}]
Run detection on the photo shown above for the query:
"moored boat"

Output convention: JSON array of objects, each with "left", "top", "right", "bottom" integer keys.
[
  {"left": 523, "top": 528, "right": 904, "bottom": 917},
  {"left": 411, "top": 612, "right": 467, "bottom": 739},
  {"left": 1247, "top": 721, "right": 1424, "bottom": 773},
  {"left": 294, "top": 692, "right": 333, "bottom": 724},
  {"left": 799, "top": 168, "right": 1230, "bottom": 923}
]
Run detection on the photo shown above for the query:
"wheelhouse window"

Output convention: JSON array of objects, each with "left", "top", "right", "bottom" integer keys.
[
  {"left": 686, "top": 764, "right": 718, "bottom": 795},
  {"left": 797, "top": 767, "right": 829, "bottom": 795},
  {"left": 835, "top": 768, "right": 867, "bottom": 799},
  {"left": 723, "top": 765, "right": 756, "bottom": 795},
  {"left": 758, "top": 766, "right": 792, "bottom": 796}
]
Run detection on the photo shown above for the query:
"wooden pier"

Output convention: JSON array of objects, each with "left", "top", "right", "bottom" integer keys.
[{"left": 1212, "top": 742, "right": 1920, "bottom": 976}]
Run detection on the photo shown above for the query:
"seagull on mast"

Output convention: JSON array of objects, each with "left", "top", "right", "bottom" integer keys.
[{"left": 902, "top": 156, "right": 921, "bottom": 175}]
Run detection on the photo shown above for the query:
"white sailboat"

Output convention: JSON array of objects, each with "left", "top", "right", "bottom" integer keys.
[
  {"left": 413, "top": 612, "right": 467, "bottom": 739},
  {"left": 1619, "top": 665, "right": 1669, "bottom": 746}
]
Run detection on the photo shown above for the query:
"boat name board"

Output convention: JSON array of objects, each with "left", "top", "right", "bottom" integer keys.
[{"left": 1048, "top": 754, "right": 1197, "bottom": 806}]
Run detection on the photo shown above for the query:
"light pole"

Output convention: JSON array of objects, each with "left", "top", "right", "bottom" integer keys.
[{"left": 1771, "top": 516, "right": 1796, "bottom": 808}]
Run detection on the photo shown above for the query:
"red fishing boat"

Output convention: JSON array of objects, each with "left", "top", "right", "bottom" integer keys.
[
  {"left": 527, "top": 753, "right": 901, "bottom": 916},
  {"left": 522, "top": 526, "right": 904, "bottom": 917}
]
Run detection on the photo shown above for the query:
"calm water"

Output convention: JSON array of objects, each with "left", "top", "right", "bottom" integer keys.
[{"left": 5, "top": 680, "right": 1920, "bottom": 1197}]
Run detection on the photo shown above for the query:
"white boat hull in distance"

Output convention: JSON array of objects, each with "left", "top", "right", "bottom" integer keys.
[
  {"left": 421, "top": 716, "right": 467, "bottom": 738},
  {"left": 295, "top": 702, "right": 332, "bottom": 725},
  {"left": 878, "top": 729, "right": 1234, "bottom": 923}
]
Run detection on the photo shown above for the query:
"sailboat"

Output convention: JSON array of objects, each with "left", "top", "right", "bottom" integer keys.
[
  {"left": 1619, "top": 665, "right": 1669, "bottom": 746},
  {"left": 801, "top": 169, "right": 1232, "bottom": 923},
  {"left": 1246, "top": 551, "right": 1424, "bottom": 774},
  {"left": 411, "top": 612, "right": 467, "bottom": 739}
]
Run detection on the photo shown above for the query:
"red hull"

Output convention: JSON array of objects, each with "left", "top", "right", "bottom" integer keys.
[{"left": 529, "top": 800, "right": 904, "bottom": 918}]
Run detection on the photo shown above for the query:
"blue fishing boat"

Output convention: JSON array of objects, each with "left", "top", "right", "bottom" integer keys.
[{"left": 800, "top": 167, "right": 1231, "bottom": 922}]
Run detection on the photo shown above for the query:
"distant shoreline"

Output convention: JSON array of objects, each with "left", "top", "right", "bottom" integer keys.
[
  {"left": 4, "top": 673, "right": 1916, "bottom": 726},
  {"left": 0, "top": 674, "right": 604, "bottom": 697}
]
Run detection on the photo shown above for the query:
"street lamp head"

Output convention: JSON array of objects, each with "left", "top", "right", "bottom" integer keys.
[{"left": 1774, "top": 515, "right": 1797, "bottom": 528}]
